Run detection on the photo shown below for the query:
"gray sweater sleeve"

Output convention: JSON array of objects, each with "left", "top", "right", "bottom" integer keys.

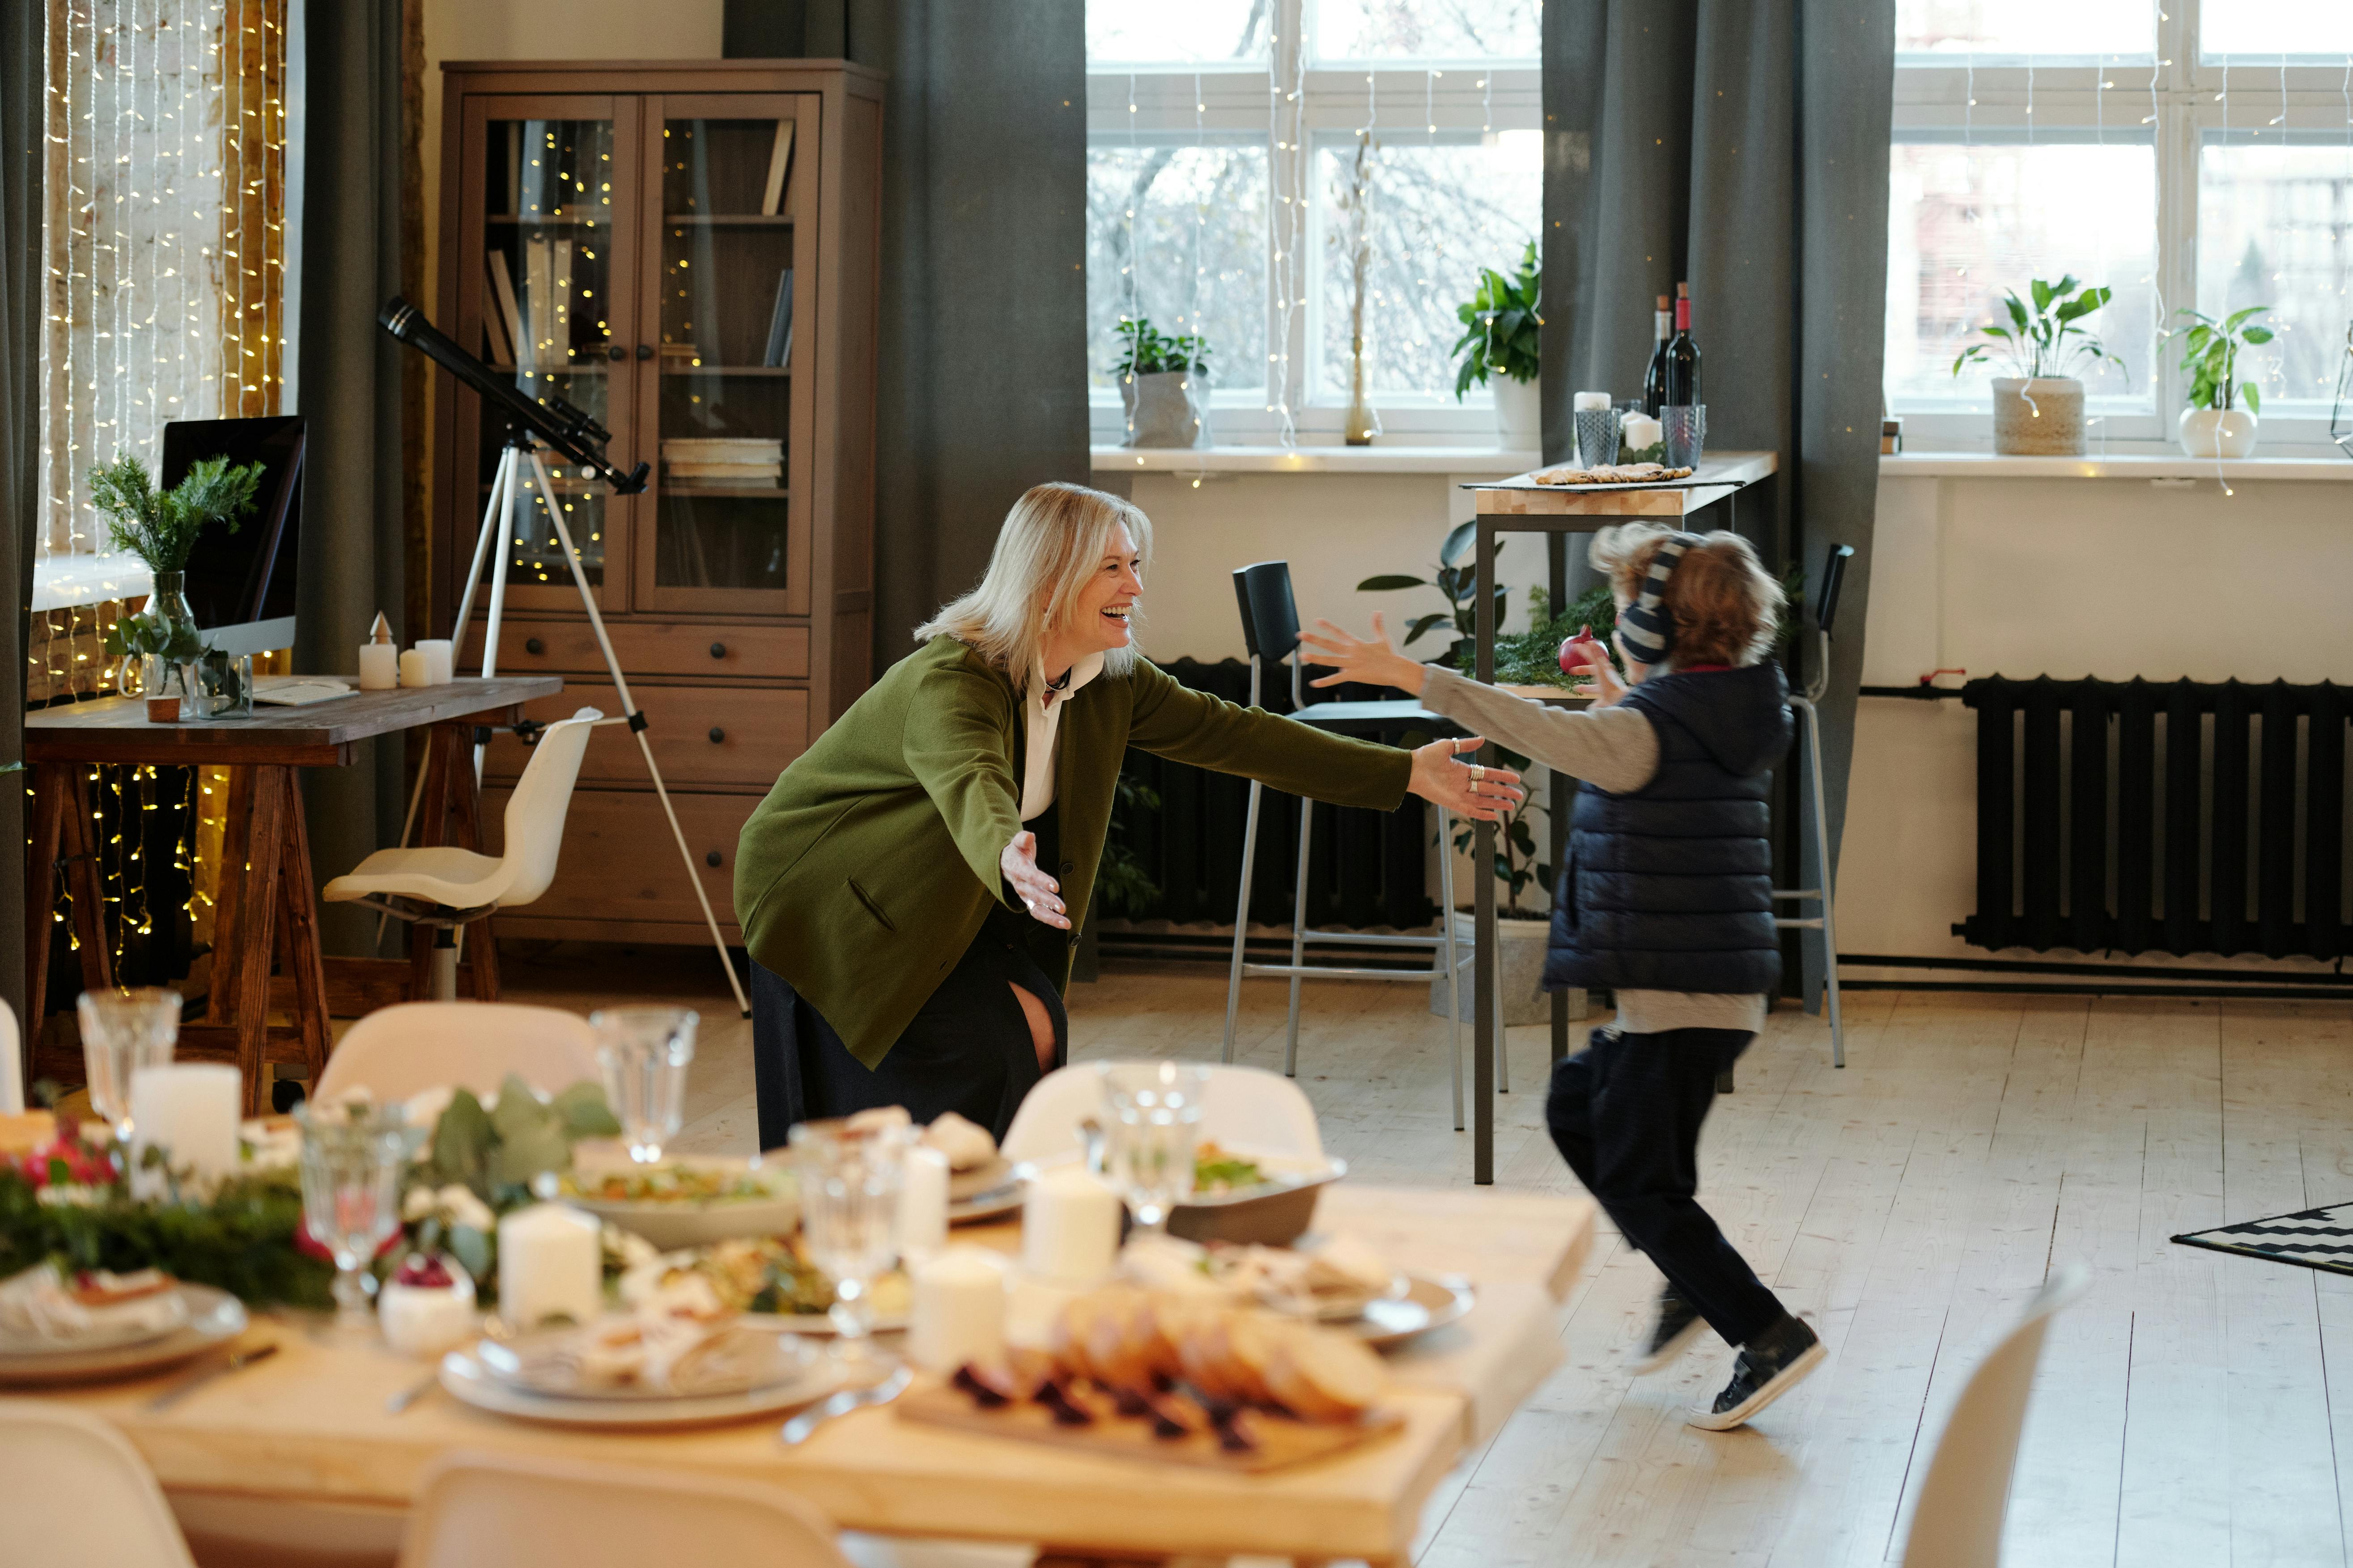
[{"left": 1419, "top": 665, "right": 1659, "bottom": 793}]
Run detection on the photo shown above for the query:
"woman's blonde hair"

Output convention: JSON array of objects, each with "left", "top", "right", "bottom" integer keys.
[
  {"left": 915, "top": 482, "right": 1153, "bottom": 688},
  {"left": 1590, "top": 522, "right": 1782, "bottom": 668}
]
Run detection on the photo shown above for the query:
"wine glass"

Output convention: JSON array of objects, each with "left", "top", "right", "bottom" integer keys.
[
  {"left": 590, "top": 1006, "right": 699, "bottom": 1163},
  {"left": 1098, "top": 1061, "right": 1212, "bottom": 1242},
  {"left": 296, "top": 1101, "right": 417, "bottom": 1332},
  {"left": 790, "top": 1118, "right": 909, "bottom": 1376},
  {"left": 76, "top": 988, "right": 182, "bottom": 1150}
]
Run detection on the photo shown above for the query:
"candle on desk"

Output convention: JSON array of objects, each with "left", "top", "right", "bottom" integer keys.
[
  {"left": 357, "top": 613, "right": 399, "bottom": 691},
  {"left": 1572, "top": 390, "right": 1613, "bottom": 411},
  {"left": 900, "top": 1144, "right": 950, "bottom": 1264},
  {"left": 398, "top": 648, "right": 430, "bottom": 689},
  {"left": 497, "top": 1203, "right": 603, "bottom": 1329},
  {"left": 907, "top": 1246, "right": 1008, "bottom": 1373},
  {"left": 1020, "top": 1165, "right": 1121, "bottom": 1287},
  {"left": 130, "top": 1064, "right": 239, "bottom": 1188},
  {"left": 417, "top": 640, "right": 454, "bottom": 685},
  {"left": 1622, "top": 412, "right": 1663, "bottom": 453}
]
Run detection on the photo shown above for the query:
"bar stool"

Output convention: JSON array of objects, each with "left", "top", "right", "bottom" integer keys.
[
  {"left": 1219, "top": 560, "right": 1478, "bottom": 1131},
  {"left": 1774, "top": 543, "right": 1852, "bottom": 1068}
]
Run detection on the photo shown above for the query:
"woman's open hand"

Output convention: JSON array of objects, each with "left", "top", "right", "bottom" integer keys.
[
  {"left": 1001, "top": 831, "right": 1070, "bottom": 929},
  {"left": 1300, "top": 614, "right": 1427, "bottom": 696},
  {"left": 1408, "top": 735, "right": 1525, "bottom": 822}
]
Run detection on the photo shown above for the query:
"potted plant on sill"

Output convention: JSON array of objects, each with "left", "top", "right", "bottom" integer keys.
[
  {"left": 1452, "top": 239, "right": 1543, "bottom": 451},
  {"left": 2170, "top": 304, "right": 2273, "bottom": 458},
  {"left": 1949, "top": 275, "right": 2123, "bottom": 456},
  {"left": 87, "top": 452, "right": 262, "bottom": 706},
  {"left": 1114, "top": 316, "right": 1213, "bottom": 449}
]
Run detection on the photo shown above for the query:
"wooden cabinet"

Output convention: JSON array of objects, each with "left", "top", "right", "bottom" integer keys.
[{"left": 431, "top": 61, "right": 880, "bottom": 945}]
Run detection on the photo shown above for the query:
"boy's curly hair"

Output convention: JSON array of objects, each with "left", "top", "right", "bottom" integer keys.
[{"left": 1589, "top": 523, "right": 1782, "bottom": 669}]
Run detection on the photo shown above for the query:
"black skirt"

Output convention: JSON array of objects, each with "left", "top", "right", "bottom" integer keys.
[{"left": 751, "top": 815, "right": 1071, "bottom": 1149}]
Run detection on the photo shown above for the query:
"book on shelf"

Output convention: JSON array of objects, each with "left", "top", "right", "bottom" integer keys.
[
  {"left": 667, "top": 463, "right": 783, "bottom": 482},
  {"left": 505, "top": 123, "right": 522, "bottom": 217},
  {"left": 762, "top": 119, "right": 796, "bottom": 216},
  {"left": 552, "top": 237, "right": 573, "bottom": 361},
  {"left": 488, "top": 250, "right": 527, "bottom": 372},
  {"left": 764, "top": 268, "right": 795, "bottom": 368},
  {"left": 480, "top": 262, "right": 515, "bottom": 367},
  {"left": 663, "top": 438, "right": 782, "bottom": 465}
]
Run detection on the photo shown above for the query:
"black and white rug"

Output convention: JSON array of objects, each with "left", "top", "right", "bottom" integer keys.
[{"left": 2174, "top": 1203, "right": 2353, "bottom": 1278}]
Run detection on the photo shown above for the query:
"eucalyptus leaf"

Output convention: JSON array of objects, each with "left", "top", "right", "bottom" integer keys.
[
  {"left": 429, "top": 1089, "right": 493, "bottom": 1195},
  {"left": 447, "top": 1223, "right": 493, "bottom": 1282},
  {"left": 551, "top": 1080, "right": 622, "bottom": 1138}
]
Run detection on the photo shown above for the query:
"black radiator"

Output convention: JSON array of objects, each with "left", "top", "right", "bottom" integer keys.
[{"left": 1959, "top": 676, "right": 2348, "bottom": 959}]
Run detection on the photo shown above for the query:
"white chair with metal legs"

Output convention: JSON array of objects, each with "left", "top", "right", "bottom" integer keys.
[
  {"left": 1218, "top": 560, "right": 1484, "bottom": 1131},
  {"left": 1774, "top": 544, "right": 1852, "bottom": 1068}
]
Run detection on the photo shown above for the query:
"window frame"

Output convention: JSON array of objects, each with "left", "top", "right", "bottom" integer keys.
[{"left": 1892, "top": 0, "right": 2353, "bottom": 454}]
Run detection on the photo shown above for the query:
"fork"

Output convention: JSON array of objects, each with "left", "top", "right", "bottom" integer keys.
[{"left": 778, "top": 1363, "right": 912, "bottom": 1446}]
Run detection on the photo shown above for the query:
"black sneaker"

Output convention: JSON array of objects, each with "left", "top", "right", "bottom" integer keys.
[
  {"left": 1688, "top": 1314, "right": 1822, "bottom": 1430},
  {"left": 1631, "top": 1285, "right": 1708, "bottom": 1373}
]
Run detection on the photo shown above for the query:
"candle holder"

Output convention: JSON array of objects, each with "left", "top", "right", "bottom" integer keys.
[
  {"left": 1663, "top": 404, "right": 1708, "bottom": 469},
  {"left": 1573, "top": 408, "right": 1621, "bottom": 469}
]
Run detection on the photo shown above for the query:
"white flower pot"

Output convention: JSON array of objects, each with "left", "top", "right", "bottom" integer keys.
[
  {"left": 2178, "top": 406, "right": 2258, "bottom": 458},
  {"left": 1431, "top": 910, "right": 1586, "bottom": 1027},
  {"left": 1990, "top": 377, "right": 2086, "bottom": 456},
  {"left": 1120, "top": 369, "right": 1208, "bottom": 448},
  {"left": 1491, "top": 375, "right": 1541, "bottom": 451}
]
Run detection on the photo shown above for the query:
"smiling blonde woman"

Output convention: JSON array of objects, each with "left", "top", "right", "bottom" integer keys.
[{"left": 734, "top": 481, "right": 1522, "bottom": 1145}]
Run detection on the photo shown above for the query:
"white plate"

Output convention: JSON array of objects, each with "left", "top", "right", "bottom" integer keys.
[
  {"left": 440, "top": 1340, "right": 844, "bottom": 1429},
  {"left": 569, "top": 1156, "right": 800, "bottom": 1250},
  {"left": 948, "top": 1176, "right": 1025, "bottom": 1226},
  {"left": 476, "top": 1318, "right": 824, "bottom": 1401},
  {"left": 1351, "top": 1274, "right": 1475, "bottom": 1351},
  {"left": 0, "top": 1287, "right": 247, "bottom": 1386}
]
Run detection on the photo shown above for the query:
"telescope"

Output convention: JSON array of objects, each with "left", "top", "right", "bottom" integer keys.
[{"left": 378, "top": 296, "right": 649, "bottom": 494}]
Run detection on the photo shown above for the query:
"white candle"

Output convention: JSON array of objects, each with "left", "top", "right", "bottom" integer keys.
[
  {"left": 1622, "top": 412, "right": 1663, "bottom": 452},
  {"left": 1020, "top": 1165, "right": 1121, "bottom": 1287},
  {"left": 497, "top": 1203, "right": 603, "bottom": 1329},
  {"left": 907, "top": 1246, "right": 1009, "bottom": 1373},
  {"left": 417, "top": 640, "right": 454, "bottom": 685},
  {"left": 129, "top": 1064, "right": 239, "bottom": 1189},
  {"left": 398, "top": 648, "right": 430, "bottom": 689},
  {"left": 357, "top": 641, "right": 399, "bottom": 691},
  {"left": 899, "top": 1144, "right": 950, "bottom": 1265},
  {"left": 1573, "top": 390, "right": 1613, "bottom": 411}
]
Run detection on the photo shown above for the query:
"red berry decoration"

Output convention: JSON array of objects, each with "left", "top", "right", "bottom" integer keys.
[{"left": 395, "top": 1252, "right": 456, "bottom": 1289}]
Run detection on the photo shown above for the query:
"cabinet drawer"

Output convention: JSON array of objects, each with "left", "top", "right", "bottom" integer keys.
[
  {"left": 482, "top": 786, "right": 750, "bottom": 934},
  {"left": 484, "top": 683, "right": 807, "bottom": 788},
  {"left": 461, "top": 618, "right": 809, "bottom": 679}
]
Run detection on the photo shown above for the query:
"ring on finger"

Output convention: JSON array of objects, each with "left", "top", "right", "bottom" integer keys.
[{"left": 1468, "top": 763, "right": 1486, "bottom": 781}]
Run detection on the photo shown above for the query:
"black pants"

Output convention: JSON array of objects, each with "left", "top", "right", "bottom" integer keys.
[{"left": 1546, "top": 1026, "right": 1785, "bottom": 1348}]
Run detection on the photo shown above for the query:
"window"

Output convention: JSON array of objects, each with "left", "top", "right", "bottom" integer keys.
[
  {"left": 1890, "top": 2, "right": 2353, "bottom": 449},
  {"left": 1085, "top": 0, "right": 1542, "bottom": 444}
]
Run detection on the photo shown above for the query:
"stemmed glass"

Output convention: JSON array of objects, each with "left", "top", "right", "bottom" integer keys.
[
  {"left": 790, "top": 1118, "right": 909, "bottom": 1376},
  {"left": 76, "top": 988, "right": 182, "bottom": 1151},
  {"left": 295, "top": 1101, "right": 418, "bottom": 1332},
  {"left": 590, "top": 1006, "right": 699, "bottom": 1163},
  {"left": 1099, "top": 1061, "right": 1212, "bottom": 1242}
]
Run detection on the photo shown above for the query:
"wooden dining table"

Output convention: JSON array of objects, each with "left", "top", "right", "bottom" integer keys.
[{"left": 32, "top": 1184, "right": 1593, "bottom": 1565}]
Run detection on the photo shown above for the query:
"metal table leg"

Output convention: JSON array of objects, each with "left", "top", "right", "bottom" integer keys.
[{"left": 1473, "top": 521, "right": 1497, "bottom": 1184}]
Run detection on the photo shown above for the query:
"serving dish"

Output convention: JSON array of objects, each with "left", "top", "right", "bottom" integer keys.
[{"left": 564, "top": 1155, "right": 798, "bottom": 1249}]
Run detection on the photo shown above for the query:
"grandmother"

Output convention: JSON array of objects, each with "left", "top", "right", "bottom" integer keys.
[{"left": 734, "top": 481, "right": 1522, "bottom": 1145}]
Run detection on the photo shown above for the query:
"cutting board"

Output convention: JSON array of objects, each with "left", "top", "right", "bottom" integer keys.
[{"left": 896, "top": 1382, "right": 1405, "bottom": 1474}]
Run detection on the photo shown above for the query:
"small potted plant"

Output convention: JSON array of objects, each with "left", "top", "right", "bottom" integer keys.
[
  {"left": 1113, "top": 316, "right": 1212, "bottom": 448},
  {"left": 2171, "top": 305, "right": 2273, "bottom": 458},
  {"left": 1452, "top": 240, "right": 1542, "bottom": 449},
  {"left": 1949, "top": 275, "right": 2123, "bottom": 456},
  {"left": 87, "top": 453, "right": 262, "bottom": 705}
]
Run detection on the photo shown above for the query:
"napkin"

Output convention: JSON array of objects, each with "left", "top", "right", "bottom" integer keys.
[{"left": 0, "top": 1263, "right": 188, "bottom": 1343}]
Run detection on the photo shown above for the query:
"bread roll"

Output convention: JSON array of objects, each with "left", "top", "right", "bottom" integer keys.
[{"left": 1264, "top": 1325, "right": 1388, "bottom": 1422}]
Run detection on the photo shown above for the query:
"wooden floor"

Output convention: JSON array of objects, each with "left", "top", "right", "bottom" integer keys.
[{"left": 501, "top": 943, "right": 2353, "bottom": 1567}]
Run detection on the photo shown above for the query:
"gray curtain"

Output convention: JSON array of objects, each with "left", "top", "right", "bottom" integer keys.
[
  {"left": 726, "top": 0, "right": 1090, "bottom": 672},
  {"left": 1542, "top": 0, "right": 1894, "bottom": 1003},
  {"left": 0, "top": 2, "right": 37, "bottom": 1030},
  {"left": 294, "top": 0, "right": 407, "bottom": 954}
]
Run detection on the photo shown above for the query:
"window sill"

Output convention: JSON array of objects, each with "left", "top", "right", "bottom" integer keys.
[
  {"left": 1882, "top": 452, "right": 2353, "bottom": 481},
  {"left": 1090, "top": 444, "right": 1541, "bottom": 476},
  {"left": 32, "top": 553, "right": 152, "bottom": 614}
]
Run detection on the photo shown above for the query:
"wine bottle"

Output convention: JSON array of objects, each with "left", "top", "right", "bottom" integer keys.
[
  {"left": 1642, "top": 294, "right": 1672, "bottom": 416},
  {"left": 1664, "top": 281, "right": 1701, "bottom": 407}
]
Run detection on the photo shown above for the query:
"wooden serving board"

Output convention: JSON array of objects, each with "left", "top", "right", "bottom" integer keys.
[{"left": 896, "top": 1382, "right": 1406, "bottom": 1475}]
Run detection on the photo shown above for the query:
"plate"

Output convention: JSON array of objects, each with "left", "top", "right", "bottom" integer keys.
[
  {"left": 476, "top": 1318, "right": 824, "bottom": 1401},
  {"left": 949, "top": 1173, "right": 1025, "bottom": 1227},
  {"left": 569, "top": 1156, "right": 800, "bottom": 1250},
  {"left": 0, "top": 1287, "right": 247, "bottom": 1386},
  {"left": 439, "top": 1341, "right": 844, "bottom": 1429},
  {"left": 947, "top": 1155, "right": 1014, "bottom": 1203},
  {"left": 1351, "top": 1273, "right": 1475, "bottom": 1351}
]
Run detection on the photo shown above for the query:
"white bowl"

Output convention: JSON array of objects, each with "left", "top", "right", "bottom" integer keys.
[{"left": 567, "top": 1156, "right": 800, "bottom": 1250}]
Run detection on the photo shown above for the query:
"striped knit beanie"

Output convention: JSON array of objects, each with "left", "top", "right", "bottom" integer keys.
[{"left": 1613, "top": 532, "right": 1700, "bottom": 667}]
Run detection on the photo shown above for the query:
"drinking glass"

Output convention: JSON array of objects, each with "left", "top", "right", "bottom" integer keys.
[
  {"left": 1573, "top": 407, "right": 1621, "bottom": 469},
  {"left": 590, "top": 1006, "right": 699, "bottom": 1163},
  {"left": 76, "top": 988, "right": 182, "bottom": 1149},
  {"left": 790, "top": 1119, "right": 909, "bottom": 1372},
  {"left": 1663, "top": 403, "right": 1707, "bottom": 469},
  {"left": 1099, "top": 1061, "right": 1212, "bottom": 1241},
  {"left": 296, "top": 1101, "right": 417, "bottom": 1331}
]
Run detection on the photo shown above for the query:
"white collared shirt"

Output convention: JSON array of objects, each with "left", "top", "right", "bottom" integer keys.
[{"left": 1020, "top": 651, "right": 1105, "bottom": 820}]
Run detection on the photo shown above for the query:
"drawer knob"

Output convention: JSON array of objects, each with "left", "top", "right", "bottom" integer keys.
[
  {"left": 605, "top": 344, "right": 626, "bottom": 362},
  {"left": 708, "top": 726, "right": 725, "bottom": 744},
  {"left": 637, "top": 343, "right": 654, "bottom": 360},
  {"left": 709, "top": 641, "right": 727, "bottom": 659},
  {"left": 705, "top": 850, "right": 723, "bottom": 868},
  {"left": 525, "top": 637, "right": 546, "bottom": 655}
]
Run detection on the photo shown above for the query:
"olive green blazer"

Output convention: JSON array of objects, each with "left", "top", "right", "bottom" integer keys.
[{"left": 734, "top": 635, "right": 1412, "bottom": 1068}]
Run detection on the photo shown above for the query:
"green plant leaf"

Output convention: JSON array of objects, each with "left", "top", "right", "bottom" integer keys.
[
  {"left": 1440, "top": 520, "right": 1477, "bottom": 567},
  {"left": 551, "top": 1081, "right": 621, "bottom": 1138},
  {"left": 2243, "top": 326, "right": 2274, "bottom": 344},
  {"left": 1357, "top": 574, "right": 1427, "bottom": 593},
  {"left": 2030, "top": 278, "right": 2054, "bottom": 313},
  {"left": 2243, "top": 383, "right": 2261, "bottom": 414},
  {"left": 1402, "top": 611, "right": 1452, "bottom": 647}
]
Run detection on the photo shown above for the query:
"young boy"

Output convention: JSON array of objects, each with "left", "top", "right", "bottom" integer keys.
[{"left": 1300, "top": 523, "right": 1822, "bottom": 1430}]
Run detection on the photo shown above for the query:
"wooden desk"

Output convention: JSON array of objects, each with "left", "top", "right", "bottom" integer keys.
[
  {"left": 1461, "top": 454, "right": 1782, "bottom": 1183},
  {"left": 40, "top": 1186, "right": 1593, "bottom": 1565},
  {"left": 26, "top": 680, "right": 564, "bottom": 1112}
]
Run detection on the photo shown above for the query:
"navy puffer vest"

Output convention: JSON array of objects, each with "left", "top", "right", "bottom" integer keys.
[{"left": 1544, "top": 662, "right": 1792, "bottom": 995}]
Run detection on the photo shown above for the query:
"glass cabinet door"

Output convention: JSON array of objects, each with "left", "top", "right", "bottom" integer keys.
[
  {"left": 457, "top": 96, "right": 641, "bottom": 614},
  {"left": 634, "top": 95, "right": 815, "bottom": 616}
]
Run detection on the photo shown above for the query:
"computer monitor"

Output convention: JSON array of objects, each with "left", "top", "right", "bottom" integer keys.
[{"left": 157, "top": 415, "right": 305, "bottom": 658}]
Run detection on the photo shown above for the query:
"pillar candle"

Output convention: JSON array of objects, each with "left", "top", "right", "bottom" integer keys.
[
  {"left": 907, "top": 1246, "right": 1009, "bottom": 1373},
  {"left": 417, "top": 640, "right": 454, "bottom": 685},
  {"left": 1622, "top": 412, "right": 1664, "bottom": 453},
  {"left": 899, "top": 1144, "right": 950, "bottom": 1264},
  {"left": 1572, "top": 391, "right": 1613, "bottom": 411},
  {"left": 398, "top": 649, "right": 431, "bottom": 689},
  {"left": 497, "top": 1203, "right": 603, "bottom": 1329},
  {"left": 129, "top": 1064, "right": 238, "bottom": 1188},
  {"left": 1019, "top": 1165, "right": 1121, "bottom": 1287}
]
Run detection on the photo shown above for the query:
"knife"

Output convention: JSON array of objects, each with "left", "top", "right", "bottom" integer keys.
[{"left": 147, "top": 1340, "right": 279, "bottom": 1412}]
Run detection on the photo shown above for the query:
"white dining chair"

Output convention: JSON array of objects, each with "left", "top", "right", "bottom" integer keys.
[
  {"left": 0, "top": 999, "right": 22, "bottom": 1115},
  {"left": 312, "top": 1001, "right": 600, "bottom": 1105},
  {"left": 324, "top": 708, "right": 606, "bottom": 1001},
  {"left": 397, "top": 1449, "right": 854, "bottom": 1568},
  {"left": 1899, "top": 1263, "right": 2092, "bottom": 1568},
  {"left": 1002, "top": 1062, "right": 1322, "bottom": 1164},
  {"left": 0, "top": 1400, "right": 198, "bottom": 1567}
]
